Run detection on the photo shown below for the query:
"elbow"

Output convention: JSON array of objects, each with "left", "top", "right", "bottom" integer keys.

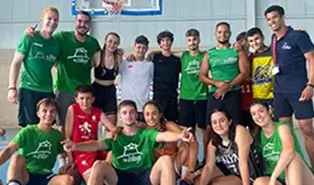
[{"left": 199, "top": 74, "right": 206, "bottom": 83}]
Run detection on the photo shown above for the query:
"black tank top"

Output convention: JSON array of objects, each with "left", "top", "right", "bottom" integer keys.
[
  {"left": 94, "top": 65, "right": 118, "bottom": 81},
  {"left": 215, "top": 141, "right": 262, "bottom": 183}
]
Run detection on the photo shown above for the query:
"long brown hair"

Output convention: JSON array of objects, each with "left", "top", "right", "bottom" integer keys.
[
  {"left": 100, "top": 32, "right": 120, "bottom": 68},
  {"left": 209, "top": 108, "right": 237, "bottom": 150}
]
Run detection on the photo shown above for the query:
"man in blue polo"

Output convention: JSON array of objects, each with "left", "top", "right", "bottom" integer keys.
[{"left": 265, "top": 5, "right": 314, "bottom": 167}]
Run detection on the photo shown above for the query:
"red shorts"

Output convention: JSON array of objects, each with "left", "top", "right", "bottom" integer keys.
[{"left": 74, "top": 151, "right": 107, "bottom": 175}]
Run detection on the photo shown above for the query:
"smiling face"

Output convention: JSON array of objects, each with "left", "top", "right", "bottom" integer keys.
[
  {"left": 266, "top": 11, "right": 285, "bottom": 32},
  {"left": 41, "top": 10, "right": 59, "bottom": 34},
  {"left": 105, "top": 34, "right": 120, "bottom": 53},
  {"left": 75, "top": 13, "right": 91, "bottom": 36},
  {"left": 216, "top": 24, "right": 231, "bottom": 45},
  {"left": 143, "top": 103, "right": 162, "bottom": 127},
  {"left": 250, "top": 103, "right": 273, "bottom": 128},
  {"left": 211, "top": 111, "right": 232, "bottom": 137},
  {"left": 186, "top": 36, "right": 200, "bottom": 51},
  {"left": 119, "top": 105, "right": 138, "bottom": 126},
  {"left": 248, "top": 33, "right": 264, "bottom": 52},
  {"left": 37, "top": 104, "right": 57, "bottom": 125},
  {"left": 159, "top": 37, "right": 173, "bottom": 51},
  {"left": 75, "top": 92, "right": 94, "bottom": 112}
]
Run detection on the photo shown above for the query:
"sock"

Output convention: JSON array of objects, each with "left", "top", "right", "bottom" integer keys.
[
  {"left": 7, "top": 179, "right": 22, "bottom": 185},
  {"left": 181, "top": 166, "right": 188, "bottom": 179},
  {"left": 58, "top": 156, "right": 66, "bottom": 168}
]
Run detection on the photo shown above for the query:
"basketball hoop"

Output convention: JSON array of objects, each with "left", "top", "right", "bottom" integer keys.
[{"left": 103, "top": 0, "right": 124, "bottom": 21}]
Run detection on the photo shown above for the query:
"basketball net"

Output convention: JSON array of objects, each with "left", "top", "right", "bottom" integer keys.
[{"left": 103, "top": 0, "right": 124, "bottom": 22}]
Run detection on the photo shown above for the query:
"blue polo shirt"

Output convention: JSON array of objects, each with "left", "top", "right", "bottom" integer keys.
[{"left": 272, "top": 26, "right": 314, "bottom": 93}]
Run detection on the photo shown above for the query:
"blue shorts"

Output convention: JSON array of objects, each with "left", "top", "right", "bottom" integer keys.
[
  {"left": 274, "top": 93, "right": 314, "bottom": 120},
  {"left": 27, "top": 172, "right": 56, "bottom": 185},
  {"left": 206, "top": 90, "right": 242, "bottom": 124},
  {"left": 18, "top": 88, "right": 55, "bottom": 127},
  {"left": 115, "top": 168, "right": 150, "bottom": 185}
]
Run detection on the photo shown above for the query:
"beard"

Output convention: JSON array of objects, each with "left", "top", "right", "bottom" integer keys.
[
  {"left": 189, "top": 45, "right": 199, "bottom": 51},
  {"left": 217, "top": 39, "right": 230, "bottom": 45},
  {"left": 76, "top": 27, "right": 89, "bottom": 36}
]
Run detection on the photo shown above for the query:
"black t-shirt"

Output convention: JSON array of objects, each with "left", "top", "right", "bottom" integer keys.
[{"left": 152, "top": 53, "right": 181, "bottom": 99}]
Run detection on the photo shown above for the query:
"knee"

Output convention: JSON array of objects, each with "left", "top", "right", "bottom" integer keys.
[
  {"left": 253, "top": 177, "right": 267, "bottom": 185},
  {"left": 299, "top": 122, "right": 314, "bottom": 136},
  {"left": 158, "top": 155, "right": 173, "bottom": 167},
  {"left": 61, "top": 175, "right": 75, "bottom": 185},
  {"left": 10, "top": 154, "right": 25, "bottom": 164},
  {"left": 91, "top": 160, "right": 105, "bottom": 170}
]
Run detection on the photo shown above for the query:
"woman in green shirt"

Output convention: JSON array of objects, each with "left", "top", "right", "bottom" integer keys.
[{"left": 249, "top": 101, "right": 314, "bottom": 185}]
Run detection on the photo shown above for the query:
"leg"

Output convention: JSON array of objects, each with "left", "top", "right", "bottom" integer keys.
[
  {"left": 17, "top": 88, "right": 40, "bottom": 127},
  {"left": 253, "top": 177, "right": 283, "bottom": 185},
  {"left": 274, "top": 93, "right": 293, "bottom": 124},
  {"left": 55, "top": 91, "right": 75, "bottom": 132},
  {"left": 285, "top": 148, "right": 314, "bottom": 185},
  {"left": 6, "top": 154, "right": 29, "bottom": 185},
  {"left": 87, "top": 160, "right": 118, "bottom": 185},
  {"left": 103, "top": 84, "right": 118, "bottom": 125},
  {"left": 291, "top": 95, "right": 314, "bottom": 167},
  {"left": 223, "top": 90, "right": 242, "bottom": 125},
  {"left": 48, "top": 174, "right": 74, "bottom": 185},
  {"left": 196, "top": 100, "right": 209, "bottom": 164},
  {"left": 194, "top": 166, "right": 241, "bottom": 185},
  {"left": 150, "top": 155, "right": 176, "bottom": 185}
]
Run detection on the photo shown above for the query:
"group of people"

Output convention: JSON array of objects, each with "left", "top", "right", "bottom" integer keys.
[{"left": 0, "top": 3, "right": 314, "bottom": 185}]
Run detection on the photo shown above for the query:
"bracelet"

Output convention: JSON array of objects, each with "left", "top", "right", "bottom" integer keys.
[
  {"left": 307, "top": 83, "right": 314, "bottom": 88},
  {"left": 8, "top": 87, "right": 17, "bottom": 90}
]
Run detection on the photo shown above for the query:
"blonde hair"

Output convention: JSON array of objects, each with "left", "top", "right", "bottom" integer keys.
[{"left": 41, "top": 7, "right": 59, "bottom": 18}]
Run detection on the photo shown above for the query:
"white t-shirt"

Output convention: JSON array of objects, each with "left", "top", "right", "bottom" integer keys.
[{"left": 119, "top": 60, "right": 154, "bottom": 112}]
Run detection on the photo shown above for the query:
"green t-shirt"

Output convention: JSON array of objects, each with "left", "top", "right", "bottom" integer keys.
[
  {"left": 180, "top": 51, "right": 208, "bottom": 100},
  {"left": 260, "top": 122, "right": 307, "bottom": 179},
  {"left": 104, "top": 128, "right": 158, "bottom": 171},
  {"left": 208, "top": 47, "right": 240, "bottom": 92},
  {"left": 53, "top": 31, "right": 101, "bottom": 94},
  {"left": 17, "top": 31, "right": 59, "bottom": 92},
  {"left": 11, "top": 125, "right": 63, "bottom": 174}
]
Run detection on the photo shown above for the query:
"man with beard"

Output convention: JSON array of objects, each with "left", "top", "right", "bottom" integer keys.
[
  {"left": 8, "top": 7, "right": 60, "bottom": 127},
  {"left": 200, "top": 22, "right": 249, "bottom": 125},
  {"left": 26, "top": 11, "right": 102, "bottom": 131},
  {"left": 265, "top": 5, "right": 314, "bottom": 167}
]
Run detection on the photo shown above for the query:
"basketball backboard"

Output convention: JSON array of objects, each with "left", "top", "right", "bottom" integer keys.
[{"left": 72, "top": 0, "right": 162, "bottom": 16}]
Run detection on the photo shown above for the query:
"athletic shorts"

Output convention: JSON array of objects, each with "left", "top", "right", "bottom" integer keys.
[
  {"left": 18, "top": 88, "right": 55, "bottom": 127},
  {"left": 55, "top": 91, "right": 75, "bottom": 126},
  {"left": 274, "top": 93, "right": 314, "bottom": 120},
  {"left": 27, "top": 172, "right": 56, "bottom": 185},
  {"left": 92, "top": 82, "right": 117, "bottom": 115},
  {"left": 178, "top": 99, "right": 207, "bottom": 129},
  {"left": 74, "top": 151, "right": 107, "bottom": 175},
  {"left": 153, "top": 97, "right": 178, "bottom": 122},
  {"left": 114, "top": 168, "right": 151, "bottom": 185},
  {"left": 206, "top": 90, "right": 242, "bottom": 124}
]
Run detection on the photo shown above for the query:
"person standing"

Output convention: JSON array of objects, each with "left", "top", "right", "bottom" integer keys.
[
  {"left": 265, "top": 5, "right": 314, "bottom": 166},
  {"left": 7, "top": 7, "right": 60, "bottom": 127},
  {"left": 200, "top": 22, "right": 249, "bottom": 125}
]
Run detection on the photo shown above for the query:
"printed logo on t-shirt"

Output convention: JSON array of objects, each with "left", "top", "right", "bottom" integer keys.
[
  {"left": 263, "top": 143, "right": 280, "bottom": 162},
  {"left": 128, "top": 65, "right": 133, "bottom": 68},
  {"left": 281, "top": 42, "right": 291, "bottom": 50},
  {"left": 216, "top": 153, "right": 239, "bottom": 174},
  {"left": 26, "top": 140, "right": 52, "bottom": 159},
  {"left": 67, "top": 47, "right": 90, "bottom": 64},
  {"left": 184, "top": 60, "right": 200, "bottom": 75},
  {"left": 79, "top": 121, "right": 92, "bottom": 139},
  {"left": 117, "top": 143, "right": 143, "bottom": 163},
  {"left": 212, "top": 57, "right": 237, "bottom": 66},
  {"left": 253, "top": 65, "right": 272, "bottom": 85},
  {"left": 32, "top": 51, "right": 56, "bottom": 62}
]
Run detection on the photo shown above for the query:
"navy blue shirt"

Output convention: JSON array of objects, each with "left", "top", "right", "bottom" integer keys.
[
  {"left": 152, "top": 53, "right": 181, "bottom": 99},
  {"left": 272, "top": 26, "right": 314, "bottom": 93}
]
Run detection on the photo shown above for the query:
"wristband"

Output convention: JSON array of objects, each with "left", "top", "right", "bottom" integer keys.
[
  {"left": 8, "top": 87, "right": 17, "bottom": 90},
  {"left": 307, "top": 83, "right": 314, "bottom": 88}
]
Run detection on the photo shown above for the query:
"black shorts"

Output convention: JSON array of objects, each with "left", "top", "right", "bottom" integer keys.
[
  {"left": 206, "top": 90, "right": 242, "bottom": 124},
  {"left": 274, "top": 93, "right": 314, "bottom": 120},
  {"left": 115, "top": 168, "right": 151, "bottom": 185},
  {"left": 27, "top": 172, "right": 56, "bottom": 185},
  {"left": 18, "top": 88, "right": 55, "bottom": 127},
  {"left": 153, "top": 97, "right": 178, "bottom": 122},
  {"left": 92, "top": 82, "right": 117, "bottom": 115},
  {"left": 178, "top": 99, "right": 207, "bottom": 129}
]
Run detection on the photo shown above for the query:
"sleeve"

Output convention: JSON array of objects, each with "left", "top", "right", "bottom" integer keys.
[
  {"left": 94, "top": 38, "right": 101, "bottom": 52},
  {"left": 118, "top": 61, "right": 126, "bottom": 74},
  {"left": 150, "top": 63, "right": 154, "bottom": 81},
  {"left": 295, "top": 31, "right": 314, "bottom": 54},
  {"left": 104, "top": 138, "right": 113, "bottom": 152},
  {"left": 11, "top": 128, "right": 27, "bottom": 148},
  {"left": 16, "top": 34, "right": 32, "bottom": 56}
]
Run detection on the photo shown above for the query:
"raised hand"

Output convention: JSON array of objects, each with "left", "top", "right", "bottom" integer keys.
[{"left": 181, "top": 127, "right": 194, "bottom": 142}]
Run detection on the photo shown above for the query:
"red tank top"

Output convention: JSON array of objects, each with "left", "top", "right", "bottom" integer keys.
[
  {"left": 71, "top": 104, "right": 102, "bottom": 142},
  {"left": 241, "top": 53, "right": 254, "bottom": 110}
]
